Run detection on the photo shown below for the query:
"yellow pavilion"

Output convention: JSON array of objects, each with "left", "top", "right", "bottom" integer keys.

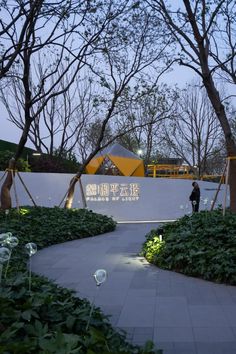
[{"left": 86, "top": 143, "right": 144, "bottom": 177}]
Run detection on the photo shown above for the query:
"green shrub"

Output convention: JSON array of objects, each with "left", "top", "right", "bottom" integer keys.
[
  {"left": 0, "top": 150, "right": 30, "bottom": 172},
  {"left": 0, "top": 274, "right": 158, "bottom": 354},
  {"left": 28, "top": 154, "right": 81, "bottom": 173},
  {"left": 0, "top": 207, "right": 116, "bottom": 252},
  {"left": 0, "top": 207, "right": 160, "bottom": 353},
  {"left": 141, "top": 209, "right": 236, "bottom": 285}
]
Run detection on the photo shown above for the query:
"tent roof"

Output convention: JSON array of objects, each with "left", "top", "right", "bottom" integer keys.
[{"left": 96, "top": 143, "right": 141, "bottom": 160}]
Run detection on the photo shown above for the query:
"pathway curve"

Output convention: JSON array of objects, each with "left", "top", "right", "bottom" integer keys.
[{"left": 31, "top": 223, "right": 236, "bottom": 354}]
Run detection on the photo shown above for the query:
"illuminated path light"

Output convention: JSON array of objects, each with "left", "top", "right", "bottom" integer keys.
[{"left": 31, "top": 223, "right": 236, "bottom": 352}]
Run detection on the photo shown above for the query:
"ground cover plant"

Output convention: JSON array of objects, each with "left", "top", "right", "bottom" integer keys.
[
  {"left": 0, "top": 206, "right": 117, "bottom": 251},
  {"left": 141, "top": 209, "right": 236, "bottom": 285},
  {"left": 0, "top": 207, "right": 160, "bottom": 354}
]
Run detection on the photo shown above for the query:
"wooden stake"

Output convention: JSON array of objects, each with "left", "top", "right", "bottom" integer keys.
[
  {"left": 210, "top": 161, "right": 227, "bottom": 211},
  {"left": 11, "top": 170, "right": 19, "bottom": 212},
  {"left": 78, "top": 177, "right": 87, "bottom": 209},
  {"left": 0, "top": 170, "right": 7, "bottom": 184},
  {"left": 17, "top": 172, "right": 37, "bottom": 207},
  {"left": 223, "top": 158, "right": 230, "bottom": 216}
]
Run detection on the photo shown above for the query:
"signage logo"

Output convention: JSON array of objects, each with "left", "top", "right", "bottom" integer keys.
[{"left": 85, "top": 183, "right": 140, "bottom": 202}]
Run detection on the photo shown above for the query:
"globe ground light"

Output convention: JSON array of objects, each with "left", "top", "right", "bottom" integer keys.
[
  {"left": 179, "top": 204, "right": 184, "bottom": 217},
  {"left": 159, "top": 227, "right": 164, "bottom": 242},
  {"left": 185, "top": 203, "right": 191, "bottom": 216},
  {"left": 203, "top": 198, "right": 209, "bottom": 210},
  {"left": 86, "top": 269, "right": 107, "bottom": 330},
  {"left": 4, "top": 236, "right": 19, "bottom": 278},
  {"left": 0, "top": 233, "right": 12, "bottom": 278},
  {"left": 5, "top": 209, "right": 9, "bottom": 228},
  {"left": 203, "top": 197, "right": 209, "bottom": 221},
  {"left": 0, "top": 247, "right": 11, "bottom": 284},
  {"left": 93, "top": 269, "right": 107, "bottom": 286},
  {"left": 0, "top": 232, "right": 11, "bottom": 246},
  {"left": 25, "top": 242, "right": 37, "bottom": 292}
]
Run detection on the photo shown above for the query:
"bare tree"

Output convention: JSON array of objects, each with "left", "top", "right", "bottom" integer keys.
[
  {"left": 146, "top": 0, "right": 236, "bottom": 212},
  {"left": 208, "top": 0, "right": 236, "bottom": 85},
  {"left": 163, "top": 82, "right": 223, "bottom": 177},
  {"left": 0, "top": 0, "right": 83, "bottom": 80},
  {"left": 0, "top": 0, "right": 135, "bottom": 209},
  {"left": 0, "top": 0, "right": 43, "bottom": 79},
  {"left": 114, "top": 83, "right": 172, "bottom": 164},
  {"left": 0, "top": 71, "right": 97, "bottom": 158},
  {"left": 64, "top": 5, "right": 172, "bottom": 208}
]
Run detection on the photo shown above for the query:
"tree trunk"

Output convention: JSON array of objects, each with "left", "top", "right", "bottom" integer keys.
[
  {"left": 203, "top": 75, "right": 236, "bottom": 212},
  {"left": 0, "top": 158, "right": 16, "bottom": 210},
  {"left": 227, "top": 147, "right": 236, "bottom": 213},
  {"left": 64, "top": 177, "right": 78, "bottom": 209},
  {"left": 64, "top": 149, "right": 101, "bottom": 209},
  {"left": 0, "top": 119, "right": 32, "bottom": 210},
  {"left": 64, "top": 172, "right": 82, "bottom": 209}
]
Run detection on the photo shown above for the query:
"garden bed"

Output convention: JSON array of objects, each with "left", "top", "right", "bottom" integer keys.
[
  {"left": 0, "top": 207, "right": 159, "bottom": 353},
  {"left": 141, "top": 209, "right": 236, "bottom": 285}
]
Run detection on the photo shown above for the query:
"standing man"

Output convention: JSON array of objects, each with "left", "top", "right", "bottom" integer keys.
[{"left": 189, "top": 182, "right": 200, "bottom": 212}]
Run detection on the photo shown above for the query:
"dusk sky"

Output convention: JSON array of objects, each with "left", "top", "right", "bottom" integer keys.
[
  {"left": 0, "top": 0, "right": 235, "bottom": 152},
  {"left": 0, "top": 63, "right": 197, "bottom": 148}
]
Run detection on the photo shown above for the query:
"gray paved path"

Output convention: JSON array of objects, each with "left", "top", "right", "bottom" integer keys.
[{"left": 31, "top": 223, "right": 236, "bottom": 354}]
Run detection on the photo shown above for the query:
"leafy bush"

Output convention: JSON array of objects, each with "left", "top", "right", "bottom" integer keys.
[
  {"left": 0, "top": 207, "right": 116, "bottom": 252},
  {"left": 0, "top": 207, "right": 160, "bottom": 353},
  {"left": 28, "top": 154, "right": 81, "bottom": 173},
  {"left": 1, "top": 274, "right": 158, "bottom": 354},
  {"left": 141, "top": 209, "right": 236, "bottom": 285},
  {"left": 0, "top": 150, "right": 30, "bottom": 172}
]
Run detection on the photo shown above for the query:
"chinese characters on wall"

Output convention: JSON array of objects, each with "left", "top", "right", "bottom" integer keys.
[{"left": 85, "top": 183, "right": 140, "bottom": 202}]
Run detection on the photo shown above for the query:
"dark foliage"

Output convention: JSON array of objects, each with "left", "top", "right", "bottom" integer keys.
[
  {"left": 28, "top": 155, "right": 81, "bottom": 173},
  {"left": 141, "top": 210, "right": 236, "bottom": 285}
]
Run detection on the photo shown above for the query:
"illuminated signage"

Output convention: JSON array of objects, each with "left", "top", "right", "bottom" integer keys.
[{"left": 85, "top": 183, "right": 140, "bottom": 202}]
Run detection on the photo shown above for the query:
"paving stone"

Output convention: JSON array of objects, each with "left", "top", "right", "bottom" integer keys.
[
  {"left": 226, "top": 286, "right": 236, "bottom": 297},
  {"left": 193, "top": 327, "right": 235, "bottom": 342},
  {"left": 126, "top": 289, "right": 156, "bottom": 298},
  {"left": 196, "top": 342, "right": 236, "bottom": 354},
  {"left": 133, "top": 327, "right": 154, "bottom": 334},
  {"left": 31, "top": 266, "right": 68, "bottom": 281},
  {"left": 173, "top": 342, "right": 197, "bottom": 353},
  {"left": 189, "top": 305, "right": 229, "bottom": 327},
  {"left": 155, "top": 297, "right": 192, "bottom": 327},
  {"left": 221, "top": 306, "right": 236, "bottom": 327},
  {"left": 31, "top": 223, "right": 236, "bottom": 353},
  {"left": 95, "top": 290, "right": 128, "bottom": 307},
  {"left": 154, "top": 341, "right": 174, "bottom": 350},
  {"left": 132, "top": 332, "right": 154, "bottom": 345},
  {"left": 117, "top": 300, "right": 156, "bottom": 327},
  {"left": 153, "top": 327, "right": 195, "bottom": 342},
  {"left": 162, "top": 342, "right": 197, "bottom": 354}
]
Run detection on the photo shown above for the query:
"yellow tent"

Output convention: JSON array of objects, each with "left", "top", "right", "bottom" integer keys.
[{"left": 86, "top": 143, "right": 144, "bottom": 177}]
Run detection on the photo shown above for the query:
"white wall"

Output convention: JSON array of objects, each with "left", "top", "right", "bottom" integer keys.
[{"left": 0, "top": 172, "right": 228, "bottom": 222}]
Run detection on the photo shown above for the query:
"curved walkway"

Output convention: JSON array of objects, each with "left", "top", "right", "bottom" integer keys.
[{"left": 31, "top": 224, "right": 236, "bottom": 354}]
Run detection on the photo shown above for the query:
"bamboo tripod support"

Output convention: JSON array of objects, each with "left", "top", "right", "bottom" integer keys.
[
  {"left": 210, "top": 161, "right": 227, "bottom": 212},
  {"left": 211, "top": 156, "right": 236, "bottom": 216},
  {"left": 58, "top": 175, "right": 87, "bottom": 209},
  {"left": 1, "top": 169, "right": 37, "bottom": 209},
  {"left": 0, "top": 170, "right": 7, "bottom": 184},
  {"left": 16, "top": 171, "right": 37, "bottom": 207},
  {"left": 223, "top": 159, "right": 230, "bottom": 216}
]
